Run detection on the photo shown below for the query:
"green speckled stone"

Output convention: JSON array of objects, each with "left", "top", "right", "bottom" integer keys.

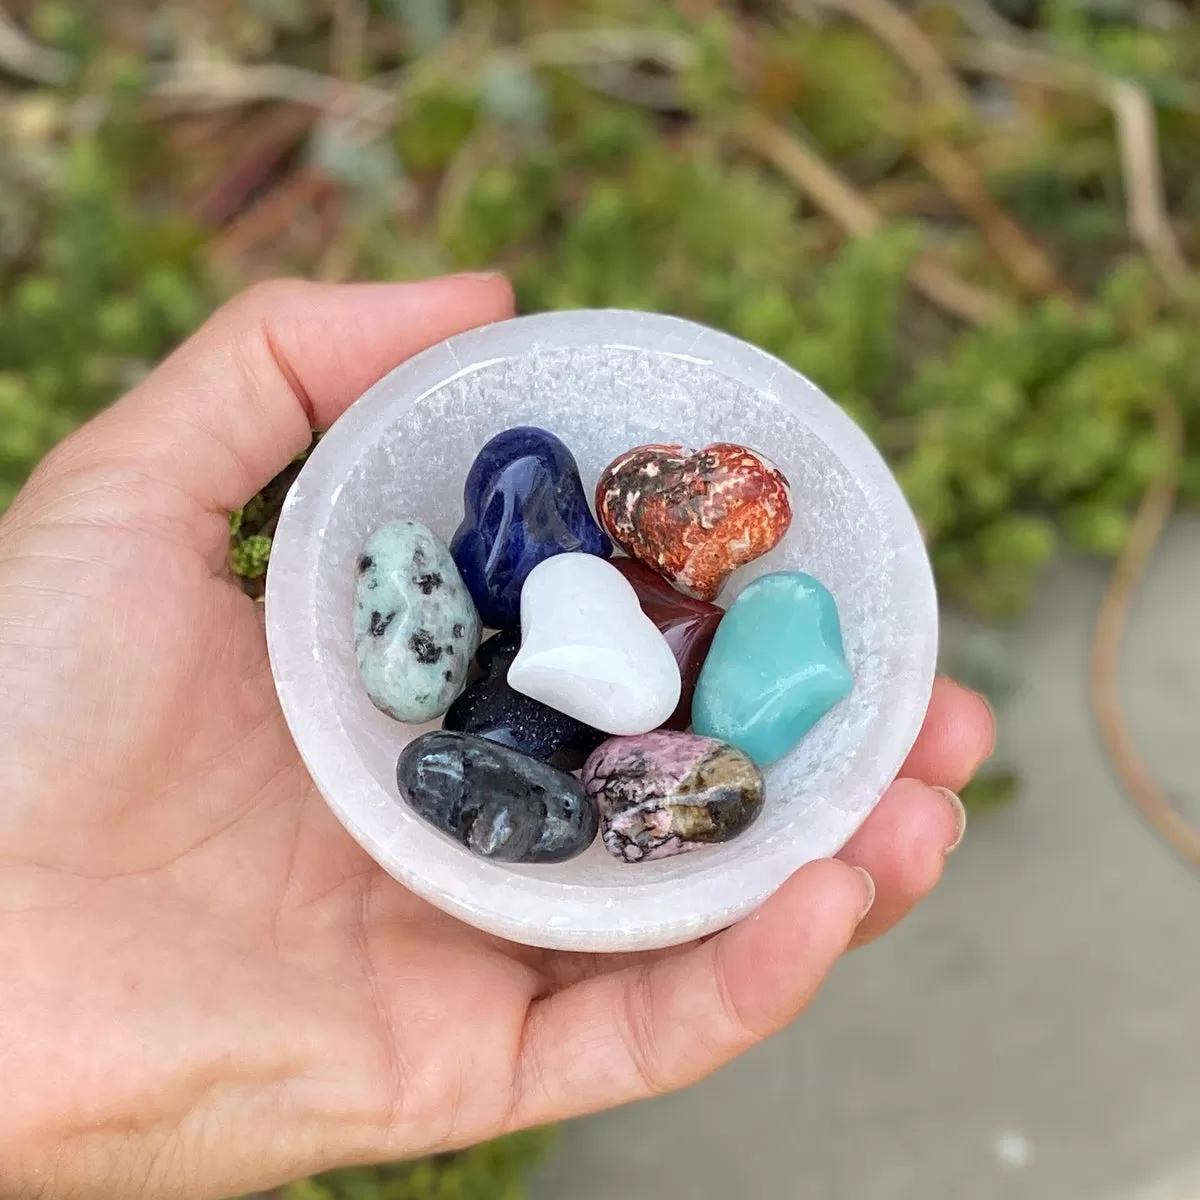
[
  {"left": 692, "top": 571, "right": 853, "bottom": 767},
  {"left": 354, "top": 521, "right": 481, "bottom": 723}
]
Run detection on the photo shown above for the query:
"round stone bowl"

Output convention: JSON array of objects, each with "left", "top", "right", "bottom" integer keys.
[{"left": 266, "top": 310, "right": 937, "bottom": 952}]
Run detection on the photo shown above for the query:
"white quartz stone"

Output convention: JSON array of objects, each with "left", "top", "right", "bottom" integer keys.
[
  {"left": 508, "top": 553, "right": 681, "bottom": 735},
  {"left": 265, "top": 310, "right": 938, "bottom": 953}
]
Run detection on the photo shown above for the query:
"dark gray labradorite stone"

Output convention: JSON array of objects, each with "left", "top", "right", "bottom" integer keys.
[{"left": 396, "top": 731, "right": 598, "bottom": 864}]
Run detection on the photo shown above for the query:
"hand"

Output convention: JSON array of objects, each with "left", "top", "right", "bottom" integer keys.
[{"left": 0, "top": 276, "right": 994, "bottom": 1200}]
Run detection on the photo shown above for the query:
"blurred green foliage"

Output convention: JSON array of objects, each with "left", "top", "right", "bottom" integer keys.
[
  {"left": 277, "top": 1130, "right": 554, "bottom": 1200},
  {"left": 2, "top": 0, "right": 1200, "bottom": 1193},
  {"left": 3, "top": 1, "right": 1197, "bottom": 615},
  {"left": 0, "top": 126, "right": 211, "bottom": 506}
]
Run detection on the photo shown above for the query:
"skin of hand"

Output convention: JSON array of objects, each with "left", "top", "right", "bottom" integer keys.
[{"left": 0, "top": 275, "right": 994, "bottom": 1200}]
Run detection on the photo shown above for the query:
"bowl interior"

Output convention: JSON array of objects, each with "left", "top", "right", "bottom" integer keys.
[{"left": 266, "top": 310, "right": 936, "bottom": 951}]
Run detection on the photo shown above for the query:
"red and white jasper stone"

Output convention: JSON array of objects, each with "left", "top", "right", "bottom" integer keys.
[{"left": 595, "top": 442, "right": 792, "bottom": 601}]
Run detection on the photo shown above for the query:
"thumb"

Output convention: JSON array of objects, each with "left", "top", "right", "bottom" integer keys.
[{"left": 12, "top": 274, "right": 513, "bottom": 533}]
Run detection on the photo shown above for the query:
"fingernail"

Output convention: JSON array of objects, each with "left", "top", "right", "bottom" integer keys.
[
  {"left": 454, "top": 270, "right": 505, "bottom": 281},
  {"left": 851, "top": 866, "right": 876, "bottom": 924},
  {"left": 935, "top": 786, "right": 967, "bottom": 855},
  {"left": 962, "top": 687, "right": 997, "bottom": 775}
]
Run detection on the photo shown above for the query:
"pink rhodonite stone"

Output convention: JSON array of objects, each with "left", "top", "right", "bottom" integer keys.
[{"left": 582, "top": 731, "right": 765, "bottom": 863}]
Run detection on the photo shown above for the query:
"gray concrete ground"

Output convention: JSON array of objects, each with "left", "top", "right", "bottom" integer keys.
[{"left": 532, "top": 515, "right": 1200, "bottom": 1200}]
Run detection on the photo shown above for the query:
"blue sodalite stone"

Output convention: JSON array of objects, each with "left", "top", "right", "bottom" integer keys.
[
  {"left": 443, "top": 630, "right": 606, "bottom": 772},
  {"left": 450, "top": 426, "right": 611, "bottom": 629}
]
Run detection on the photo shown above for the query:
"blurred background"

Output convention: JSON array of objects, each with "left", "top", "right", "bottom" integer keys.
[{"left": 1, "top": 1, "right": 1198, "bottom": 1196}]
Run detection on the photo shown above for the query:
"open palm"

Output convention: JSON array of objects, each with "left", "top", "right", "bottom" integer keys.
[{"left": 0, "top": 276, "right": 993, "bottom": 1200}]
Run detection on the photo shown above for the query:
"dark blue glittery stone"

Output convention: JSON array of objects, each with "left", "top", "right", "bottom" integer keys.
[
  {"left": 450, "top": 426, "right": 612, "bottom": 629},
  {"left": 396, "top": 731, "right": 598, "bottom": 863},
  {"left": 443, "top": 630, "right": 607, "bottom": 772}
]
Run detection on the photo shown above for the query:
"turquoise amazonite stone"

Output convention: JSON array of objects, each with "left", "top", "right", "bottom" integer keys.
[
  {"left": 692, "top": 571, "right": 853, "bottom": 767},
  {"left": 355, "top": 521, "right": 481, "bottom": 723}
]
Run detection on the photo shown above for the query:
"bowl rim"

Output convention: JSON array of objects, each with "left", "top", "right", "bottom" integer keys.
[{"left": 266, "top": 308, "right": 938, "bottom": 951}]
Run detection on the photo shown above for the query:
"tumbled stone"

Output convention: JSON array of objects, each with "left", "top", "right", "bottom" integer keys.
[
  {"left": 451, "top": 426, "right": 612, "bottom": 629},
  {"left": 397, "top": 730, "right": 598, "bottom": 863},
  {"left": 582, "top": 731, "right": 765, "bottom": 863},
  {"left": 611, "top": 558, "right": 723, "bottom": 731},
  {"left": 692, "top": 571, "right": 853, "bottom": 767},
  {"left": 508, "top": 553, "right": 681, "bottom": 736},
  {"left": 595, "top": 442, "right": 792, "bottom": 601},
  {"left": 443, "top": 630, "right": 606, "bottom": 772},
  {"left": 354, "top": 521, "right": 481, "bottom": 723}
]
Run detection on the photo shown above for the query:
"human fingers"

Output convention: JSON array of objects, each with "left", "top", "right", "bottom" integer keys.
[
  {"left": 832, "top": 675, "right": 991, "bottom": 945},
  {"left": 16, "top": 275, "right": 514, "bottom": 534},
  {"left": 837, "top": 776, "right": 964, "bottom": 947},
  {"left": 507, "top": 858, "right": 873, "bottom": 1127},
  {"left": 900, "top": 675, "right": 995, "bottom": 792}
]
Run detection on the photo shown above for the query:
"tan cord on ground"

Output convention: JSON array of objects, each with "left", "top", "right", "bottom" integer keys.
[{"left": 1089, "top": 398, "right": 1200, "bottom": 868}]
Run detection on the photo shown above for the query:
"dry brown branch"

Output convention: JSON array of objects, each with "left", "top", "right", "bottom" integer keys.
[
  {"left": 567, "top": 60, "right": 684, "bottom": 111},
  {"left": 152, "top": 26, "right": 691, "bottom": 150},
  {"left": 511, "top": 27, "right": 698, "bottom": 110},
  {"left": 522, "top": 28, "right": 697, "bottom": 73},
  {"left": 316, "top": 234, "right": 358, "bottom": 283},
  {"left": 905, "top": 258, "right": 1008, "bottom": 325},
  {"left": 189, "top": 105, "right": 315, "bottom": 226},
  {"left": 147, "top": 60, "right": 393, "bottom": 121},
  {"left": 949, "top": 40, "right": 1195, "bottom": 297},
  {"left": 948, "top": 37, "right": 1200, "bottom": 115},
  {"left": 914, "top": 140, "right": 1076, "bottom": 301},
  {"left": 807, "top": 0, "right": 971, "bottom": 107},
  {"left": 1090, "top": 396, "right": 1200, "bottom": 868},
  {"left": 330, "top": 0, "right": 368, "bottom": 83},
  {"left": 864, "top": 177, "right": 954, "bottom": 216},
  {"left": 207, "top": 167, "right": 340, "bottom": 280},
  {"left": 741, "top": 111, "right": 880, "bottom": 236},
  {"left": 739, "top": 111, "right": 1007, "bottom": 326},
  {"left": 799, "top": 0, "right": 1071, "bottom": 300},
  {"left": 0, "top": 3, "right": 69, "bottom": 84},
  {"left": 434, "top": 127, "right": 510, "bottom": 235},
  {"left": 166, "top": 111, "right": 244, "bottom": 158},
  {"left": 950, "top": 0, "right": 1026, "bottom": 43},
  {"left": 1106, "top": 80, "right": 1193, "bottom": 298}
]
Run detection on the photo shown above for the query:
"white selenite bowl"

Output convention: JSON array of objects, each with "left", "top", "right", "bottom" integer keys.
[{"left": 265, "top": 310, "right": 937, "bottom": 952}]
